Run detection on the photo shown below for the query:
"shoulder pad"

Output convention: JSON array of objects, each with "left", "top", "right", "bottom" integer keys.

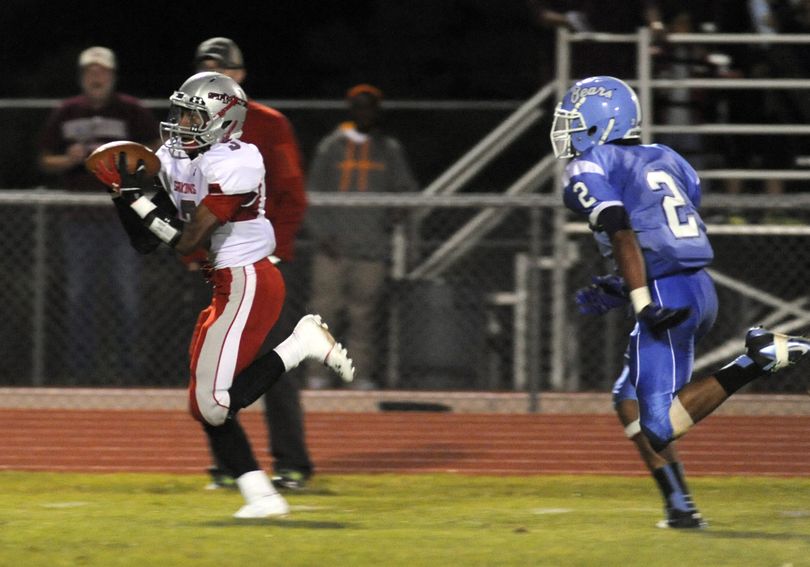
[{"left": 200, "top": 142, "right": 264, "bottom": 194}]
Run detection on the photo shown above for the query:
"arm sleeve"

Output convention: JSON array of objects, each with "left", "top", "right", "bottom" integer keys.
[
  {"left": 113, "top": 190, "right": 178, "bottom": 254},
  {"left": 595, "top": 205, "right": 631, "bottom": 236}
]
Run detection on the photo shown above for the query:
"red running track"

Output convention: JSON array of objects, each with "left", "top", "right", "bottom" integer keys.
[{"left": 2, "top": 410, "right": 810, "bottom": 477}]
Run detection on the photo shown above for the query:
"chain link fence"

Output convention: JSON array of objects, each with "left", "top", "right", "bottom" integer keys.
[{"left": 3, "top": 191, "right": 810, "bottom": 404}]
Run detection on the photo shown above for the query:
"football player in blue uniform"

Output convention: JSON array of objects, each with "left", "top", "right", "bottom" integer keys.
[{"left": 552, "top": 76, "right": 810, "bottom": 528}]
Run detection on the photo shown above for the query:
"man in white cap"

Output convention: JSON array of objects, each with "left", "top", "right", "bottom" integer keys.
[
  {"left": 37, "top": 46, "right": 160, "bottom": 383},
  {"left": 39, "top": 46, "right": 159, "bottom": 189}
]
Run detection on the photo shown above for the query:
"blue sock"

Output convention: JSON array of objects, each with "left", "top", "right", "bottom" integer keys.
[{"left": 653, "top": 462, "right": 695, "bottom": 512}]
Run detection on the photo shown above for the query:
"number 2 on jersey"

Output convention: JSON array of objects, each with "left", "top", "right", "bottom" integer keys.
[
  {"left": 572, "top": 181, "right": 597, "bottom": 208},
  {"left": 646, "top": 171, "right": 699, "bottom": 238}
]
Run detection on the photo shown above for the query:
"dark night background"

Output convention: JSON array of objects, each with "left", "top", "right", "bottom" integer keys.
[
  {"left": 0, "top": 0, "right": 553, "bottom": 188},
  {"left": 1, "top": 1, "right": 546, "bottom": 99}
]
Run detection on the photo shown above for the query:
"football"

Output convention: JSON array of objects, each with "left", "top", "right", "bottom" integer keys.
[{"left": 85, "top": 141, "right": 161, "bottom": 183}]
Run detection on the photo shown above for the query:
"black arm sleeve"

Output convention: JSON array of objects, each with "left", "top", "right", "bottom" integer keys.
[
  {"left": 113, "top": 190, "right": 179, "bottom": 254},
  {"left": 595, "top": 205, "right": 632, "bottom": 236}
]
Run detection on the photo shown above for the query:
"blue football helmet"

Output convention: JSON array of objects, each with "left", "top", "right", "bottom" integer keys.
[{"left": 550, "top": 76, "right": 641, "bottom": 159}]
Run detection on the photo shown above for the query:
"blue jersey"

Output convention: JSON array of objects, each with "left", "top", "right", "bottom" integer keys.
[{"left": 562, "top": 143, "right": 713, "bottom": 279}]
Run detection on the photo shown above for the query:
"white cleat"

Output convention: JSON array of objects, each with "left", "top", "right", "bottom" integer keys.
[
  {"left": 293, "top": 314, "right": 355, "bottom": 383},
  {"left": 233, "top": 494, "right": 290, "bottom": 519}
]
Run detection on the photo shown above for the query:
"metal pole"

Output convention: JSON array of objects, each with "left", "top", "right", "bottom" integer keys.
[
  {"left": 512, "top": 253, "right": 529, "bottom": 391},
  {"left": 386, "top": 223, "right": 407, "bottom": 388},
  {"left": 549, "top": 217, "right": 569, "bottom": 391},
  {"left": 527, "top": 207, "right": 542, "bottom": 412},
  {"left": 637, "top": 27, "right": 653, "bottom": 145},
  {"left": 548, "top": 27, "right": 571, "bottom": 391},
  {"left": 31, "top": 193, "right": 47, "bottom": 385},
  {"left": 556, "top": 28, "right": 571, "bottom": 97}
]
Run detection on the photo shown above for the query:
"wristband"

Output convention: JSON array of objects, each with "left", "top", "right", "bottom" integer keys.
[
  {"left": 144, "top": 215, "right": 181, "bottom": 246},
  {"left": 131, "top": 196, "right": 157, "bottom": 219},
  {"left": 629, "top": 287, "right": 652, "bottom": 314},
  {"left": 130, "top": 196, "right": 181, "bottom": 246}
]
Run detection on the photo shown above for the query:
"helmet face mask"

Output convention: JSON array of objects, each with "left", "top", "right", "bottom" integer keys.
[
  {"left": 164, "top": 102, "right": 210, "bottom": 152},
  {"left": 550, "top": 105, "right": 587, "bottom": 159},
  {"left": 161, "top": 72, "right": 247, "bottom": 157},
  {"left": 550, "top": 76, "right": 641, "bottom": 159}
]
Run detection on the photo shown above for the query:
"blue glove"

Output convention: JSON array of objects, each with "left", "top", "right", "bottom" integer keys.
[
  {"left": 575, "top": 275, "right": 629, "bottom": 315},
  {"left": 637, "top": 303, "right": 691, "bottom": 336}
]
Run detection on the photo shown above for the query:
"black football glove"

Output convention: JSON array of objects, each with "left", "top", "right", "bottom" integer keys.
[
  {"left": 115, "top": 152, "right": 152, "bottom": 203},
  {"left": 637, "top": 303, "right": 691, "bottom": 337}
]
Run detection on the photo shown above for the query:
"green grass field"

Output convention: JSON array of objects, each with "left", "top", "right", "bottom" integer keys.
[{"left": 2, "top": 472, "right": 810, "bottom": 567}]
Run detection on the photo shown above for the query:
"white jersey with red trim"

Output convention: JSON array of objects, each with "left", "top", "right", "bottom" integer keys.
[{"left": 156, "top": 140, "right": 276, "bottom": 268}]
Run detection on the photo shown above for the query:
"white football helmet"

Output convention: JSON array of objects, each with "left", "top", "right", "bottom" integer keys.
[{"left": 160, "top": 71, "right": 248, "bottom": 156}]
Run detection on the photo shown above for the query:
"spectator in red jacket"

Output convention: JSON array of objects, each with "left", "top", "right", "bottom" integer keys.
[{"left": 194, "top": 37, "right": 312, "bottom": 491}]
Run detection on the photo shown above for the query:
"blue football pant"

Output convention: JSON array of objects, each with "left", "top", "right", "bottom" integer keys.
[{"left": 612, "top": 269, "right": 718, "bottom": 447}]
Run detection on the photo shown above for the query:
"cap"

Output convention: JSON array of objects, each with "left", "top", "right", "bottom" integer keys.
[
  {"left": 195, "top": 37, "right": 244, "bottom": 69},
  {"left": 346, "top": 83, "right": 384, "bottom": 102},
  {"left": 78, "top": 46, "right": 116, "bottom": 70}
]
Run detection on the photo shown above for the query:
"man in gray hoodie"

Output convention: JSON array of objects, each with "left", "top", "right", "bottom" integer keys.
[{"left": 306, "top": 84, "right": 419, "bottom": 389}]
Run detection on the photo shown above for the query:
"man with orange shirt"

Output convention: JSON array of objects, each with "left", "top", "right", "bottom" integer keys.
[
  {"left": 306, "top": 85, "right": 419, "bottom": 390},
  {"left": 194, "top": 37, "right": 312, "bottom": 491}
]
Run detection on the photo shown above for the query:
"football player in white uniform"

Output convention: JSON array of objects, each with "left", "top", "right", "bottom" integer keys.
[{"left": 108, "top": 72, "right": 354, "bottom": 518}]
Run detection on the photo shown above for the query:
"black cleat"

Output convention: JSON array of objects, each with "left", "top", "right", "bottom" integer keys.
[
  {"left": 656, "top": 507, "right": 708, "bottom": 529},
  {"left": 204, "top": 466, "right": 237, "bottom": 490},
  {"left": 271, "top": 469, "right": 308, "bottom": 491},
  {"left": 745, "top": 327, "right": 810, "bottom": 372}
]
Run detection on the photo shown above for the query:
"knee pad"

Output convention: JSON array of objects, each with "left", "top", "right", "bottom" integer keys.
[{"left": 668, "top": 396, "right": 694, "bottom": 438}]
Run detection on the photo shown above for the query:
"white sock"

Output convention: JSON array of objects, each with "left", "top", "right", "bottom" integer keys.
[
  {"left": 236, "top": 470, "right": 278, "bottom": 504},
  {"left": 273, "top": 334, "right": 304, "bottom": 372}
]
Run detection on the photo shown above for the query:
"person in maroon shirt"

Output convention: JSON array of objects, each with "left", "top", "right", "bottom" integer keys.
[
  {"left": 39, "top": 46, "right": 160, "bottom": 191},
  {"left": 193, "top": 37, "right": 313, "bottom": 491},
  {"left": 37, "top": 47, "right": 160, "bottom": 384}
]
